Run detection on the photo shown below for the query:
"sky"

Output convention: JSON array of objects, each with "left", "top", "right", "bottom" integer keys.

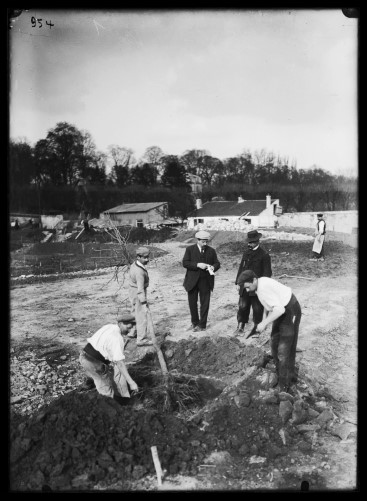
[{"left": 9, "top": 8, "right": 358, "bottom": 177}]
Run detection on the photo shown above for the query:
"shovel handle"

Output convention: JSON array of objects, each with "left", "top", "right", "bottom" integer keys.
[{"left": 146, "top": 308, "right": 169, "bottom": 376}]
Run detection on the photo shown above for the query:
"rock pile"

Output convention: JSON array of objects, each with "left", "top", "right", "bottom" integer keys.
[{"left": 10, "top": 349, "right": 85, "bottom": 417}]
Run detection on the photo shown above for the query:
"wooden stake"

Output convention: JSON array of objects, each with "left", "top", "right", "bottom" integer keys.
[
  {"left": 151, "top": 446, "right": 163, "bottom": 486},
  {"left": 75, "top": 228, "right": 84, "bottom": 240},
  {"left": 278, "top": 274, "right": 313, "bottom": 281}
]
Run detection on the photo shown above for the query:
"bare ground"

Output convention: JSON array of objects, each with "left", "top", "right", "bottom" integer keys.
[{"left": 9, "top": 238, "right": 358, "bottom": 491}]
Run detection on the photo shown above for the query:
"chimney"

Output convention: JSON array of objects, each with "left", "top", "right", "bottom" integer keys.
[
  {"left": 266, "top": 194, "right": 271, "bottom": 208},
  {"left": 196, "top": 199, "right": 202, "bottom": 209},
  {"left": 238, "top": 196, "right": 244, "bottom": 203}
]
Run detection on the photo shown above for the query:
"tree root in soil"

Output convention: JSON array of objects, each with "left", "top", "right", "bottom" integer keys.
[{"left": 133, "top": 368, "right": 202, "bottom": 415}]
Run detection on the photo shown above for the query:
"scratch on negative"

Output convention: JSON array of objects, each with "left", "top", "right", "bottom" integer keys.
[{"left": 93, "top": 20, "right": 105, "bottom": 36}]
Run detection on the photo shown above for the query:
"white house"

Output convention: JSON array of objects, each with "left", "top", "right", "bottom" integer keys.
[{"left": 186, "top": 194, "right": 281, "bottom": 231}]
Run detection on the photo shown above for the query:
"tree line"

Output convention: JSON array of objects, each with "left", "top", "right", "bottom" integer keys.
[{"left": 9, "top": 121, "right": 357, "bottom": 218}]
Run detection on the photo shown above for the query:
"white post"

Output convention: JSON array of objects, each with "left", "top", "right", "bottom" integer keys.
[{"left": 151, "top": 446, "right": 163, "bottom": 486}]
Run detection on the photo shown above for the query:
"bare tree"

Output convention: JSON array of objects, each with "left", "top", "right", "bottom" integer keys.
[
  {"left": 180, "top": 149, "right": 209, "bottom": 175},
  {"left": 197, "top": 155, "right": 223, "bottom": 186},
  {"left": 141, "top": 145, "right": 164, "bottom": 165},
  {"left": 107, "top": 145, "right": 136, "bottom": 169},
  {"left": 253, "top": 148, "right": 268, "bottom": 167},
  {"left": 102, "top": 215, "right": 134, "bottom": 287}
]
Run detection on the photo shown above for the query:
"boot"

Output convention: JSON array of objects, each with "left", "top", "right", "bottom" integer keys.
[
  {"left": 233, "top": 323, "right": 245, "bottom": 335},
  {"left": 245, "top": 324, "right": 259, "bottom": 339}
]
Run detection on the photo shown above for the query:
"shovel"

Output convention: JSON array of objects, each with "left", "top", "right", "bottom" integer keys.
[
  {"left": 146, "top": 308, "right": 169, "bottom": 377},
  {"left": 146, "top": 308, "right": 202, "bottom": 414}
]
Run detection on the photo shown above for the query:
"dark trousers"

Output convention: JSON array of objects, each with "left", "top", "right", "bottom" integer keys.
[
  {"left": 237, "top": 289, "right": 264, "bottom": 325},
  {"left": 270, "top": 294, "right": 302, "bottom": 391},
  {"left": 187, "top": 276, "right": 211, "bottom": 328}
]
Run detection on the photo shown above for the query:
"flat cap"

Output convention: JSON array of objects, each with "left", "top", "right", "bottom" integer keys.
[
  {"left": 135, "top": 246, "right": 150, "bottom": 256},
  {"left": 195, "top": 230, "right": 211, "bottom": 240},
  {"left": 117, "top": 311, "right": 136, "bottom": 323},
  {"left": 237, "top": 269, "right": 257, "bottom": 284},
  {"left": 317, "top": 213, "right": 323, "bottom": 217}
]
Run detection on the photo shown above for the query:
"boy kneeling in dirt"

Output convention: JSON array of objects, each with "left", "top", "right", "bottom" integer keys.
[
  {"left": 79, "top": 312, "right": 139, "bottom": 405},
  {"left": 238, "top": 270, "right": 302, "bottom": 393}
]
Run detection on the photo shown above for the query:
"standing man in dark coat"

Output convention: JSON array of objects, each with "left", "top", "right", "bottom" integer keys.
[
  {"left": 183, "top": 230, "right": 221, "bottom": 332},
  {"left": 234, "top": 229, "right": 272, "bottom": 338}
]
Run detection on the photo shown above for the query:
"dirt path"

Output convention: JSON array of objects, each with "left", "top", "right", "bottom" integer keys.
[{"left": 10, "top": 240, "right": 358, "bottom": 490}]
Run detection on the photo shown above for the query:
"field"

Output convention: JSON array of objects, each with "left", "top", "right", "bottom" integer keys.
[
  {"left": 9, "top": 230, "right": 358, "bottom": 491},
  {"left": 9, "top": 226, "right": 174, "bottom": 278}
]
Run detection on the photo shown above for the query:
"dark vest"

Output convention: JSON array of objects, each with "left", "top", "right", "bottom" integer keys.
[
  {"left": 83, "top": 343, "right": 110, "bottom": 365},
  {"left": 317, "top": 219, "right": 326, "bottom": 235}
]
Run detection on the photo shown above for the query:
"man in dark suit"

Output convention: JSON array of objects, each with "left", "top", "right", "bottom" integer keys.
[
  {"left": 183, "top": 230, "right": 221, "bottom": 332},
  {"left": 234, "top": 229, "right": 272, "bottom": 338}
]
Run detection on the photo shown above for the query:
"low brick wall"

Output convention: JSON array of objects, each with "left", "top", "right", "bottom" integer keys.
[{"left": 188, "top": 210, "right": 358, "bottom": 237}]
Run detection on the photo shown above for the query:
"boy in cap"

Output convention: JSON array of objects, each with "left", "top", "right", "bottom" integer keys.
[
  {"left": 128, "top": 246, "right": 154, "bottom": 346},
  {"left": 234, "top": 229, "right": 272, "bottom": 337},
  {"left": 182, "top": 230, "right": 221, "bottom": 331},
  {"left": 238, "top": 270, "right": 302, "bottom": 393},
  {"left": 309, "top": 213, "right": 326, "bottom": 261},
  {"left": 79, "top": 312, "right": 139, "bottom": 404}
]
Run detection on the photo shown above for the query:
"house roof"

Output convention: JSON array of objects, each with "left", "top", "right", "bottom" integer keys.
[
  {"left": 103, "top": 202, "right": 167, "bottom": 214},
  {"left": 190, "top": 200, "right": 275, "bottom": 218}
]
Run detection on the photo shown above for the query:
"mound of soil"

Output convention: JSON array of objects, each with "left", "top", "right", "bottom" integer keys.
[
  {"left": 163, "top": 336, "right": 267, "bottom": 383},
  {"left": 10, "top": 337, "right": 340, "bottom": 491}
]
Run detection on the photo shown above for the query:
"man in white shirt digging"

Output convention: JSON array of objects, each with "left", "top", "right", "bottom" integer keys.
[
  {"left": 79, "top": 311, "right": 139, "bottom": 405},
  {"left": 237, "top": 270, "right": 302, "bottom": 393}
]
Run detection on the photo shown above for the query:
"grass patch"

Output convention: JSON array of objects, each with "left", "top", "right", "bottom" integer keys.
[{"left": 10, "top": 240, "right": 167, "bottom": 277}]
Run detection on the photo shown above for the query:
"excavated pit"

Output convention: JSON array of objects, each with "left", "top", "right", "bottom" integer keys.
[
  {"left": 10, "top": 336, "right": 333, "bottom": 491},
  {"left": 127, "top": 366, "right": 227, "bottom": 415}
]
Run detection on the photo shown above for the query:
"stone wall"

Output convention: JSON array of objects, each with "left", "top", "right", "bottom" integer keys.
[
  {"left": 187, "top": 218, "right": 255, "bottom": 232},
  {"left": 279, "top": 211, "right": 358, "bottom": 234}
]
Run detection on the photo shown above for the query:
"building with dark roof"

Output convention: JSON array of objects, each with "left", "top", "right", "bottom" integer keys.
[
  {"left": 101, "top": 202, "right": 168, "bottom": 228},
  {"left": 187, "top": 194, "right": 281, "bottom": 230}
]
